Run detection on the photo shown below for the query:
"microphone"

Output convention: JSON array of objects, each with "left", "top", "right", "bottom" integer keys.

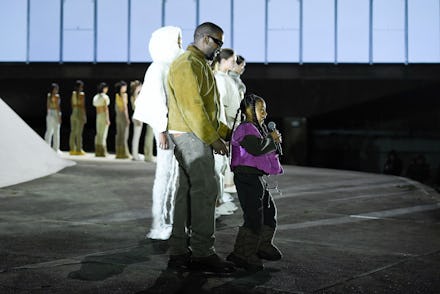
[{"left": 267, "top": 121, "right": 283, "bottom": 156}]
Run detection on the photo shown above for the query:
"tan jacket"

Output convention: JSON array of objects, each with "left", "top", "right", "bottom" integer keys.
[{"left": 167, "top": 45, "right": 230, "bottom": 145}]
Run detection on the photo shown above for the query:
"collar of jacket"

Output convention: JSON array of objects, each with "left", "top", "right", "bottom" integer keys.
[{"left": 187, "top": 44, "right": 207, "bottom": 62}]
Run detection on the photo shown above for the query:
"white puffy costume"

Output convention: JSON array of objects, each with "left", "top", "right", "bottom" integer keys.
[
  {"left": 214, "top": 71, "right": 241, "bottom": 217},
  {"left": 133, "top": 26, "right": 183, "bottom": 240}
]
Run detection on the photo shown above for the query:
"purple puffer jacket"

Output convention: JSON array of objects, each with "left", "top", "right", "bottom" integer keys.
[{"left": 230, "top": 122, "right": 283, "bottom": 175}]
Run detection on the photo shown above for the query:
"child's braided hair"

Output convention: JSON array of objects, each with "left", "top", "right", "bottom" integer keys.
[{"left": 231, "top": 93, "right": 268, "bottom": 137}]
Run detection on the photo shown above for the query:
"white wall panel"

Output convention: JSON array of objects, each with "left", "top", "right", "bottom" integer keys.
[
  {"left": 303, "top": 0, "right": 335, "bottom": 62},
  {"left": 408, "top": 0, "right": 440, "bottom": 63},
  {"left": 268, "top": 0, "right": 300, "bottom": 62},
  {"left": 97, "top": 0, "right": 128, "bottom": 62},
  {"left": 62, "top": 0, "right": 94, "bottom": 62},
  {"left": 164, "top": 0, "right": 196, "bottom": 49},
  {"left": 0, "top": 0, "right": 27, "bottom": 61},
  {"left": 373, "top": 0, "right": 405, "bottom": 63},
  {"left": 337, "top": 0, "right": 369, "bottom": 63},
  {"left": 29, "top": 0, "right": 60, "bottom": 62},
  {"left": 130, "top": 0, "right": 162, "bottom": 62},
  {"left": 233, "top": 0, "right": 265, "bottom": 62}
]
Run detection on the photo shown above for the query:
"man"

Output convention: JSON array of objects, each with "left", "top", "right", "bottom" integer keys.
[{"left": 166, "top": 22, "right": 233, "bottom": 273}]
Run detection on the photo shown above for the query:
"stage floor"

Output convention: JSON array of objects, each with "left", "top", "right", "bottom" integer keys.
[{"left": 1, "top": 153, "right": 439, "bottom": 293}]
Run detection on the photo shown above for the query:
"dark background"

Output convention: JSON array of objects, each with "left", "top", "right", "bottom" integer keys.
[{"left": 1, "top": 63, "right": 439, "bottom": 186}]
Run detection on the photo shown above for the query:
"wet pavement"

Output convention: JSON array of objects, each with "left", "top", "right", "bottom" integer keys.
[{"left": 0, "top": 153, "right": 439, "bottom": 293}]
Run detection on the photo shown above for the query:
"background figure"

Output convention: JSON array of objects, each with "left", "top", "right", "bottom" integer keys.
[
  {"left": 214, "top": 49, "right": 242, "bottom": 129},
  {"left": 383, "top": 149, "right": 403, "bottom": 176},
  {"left": 130, "top": 80, "right": 145, "bottom": 161},
  {"left": 44, "top": 83, "right": 61, "bottom": 153},
  {"left": 69, "top": 80, "right": 86, "bottom": 155},
  {"left": 406, "top": 154, "right": 430, "bottom": 183},
  {"left": 93, "top": 82, "right": 110, "bottom": 157},
  {"left": 133, "top": 26, "right": 183, "bottom": 240},
  {"left": 130, "top": 80, "right": 155, "bottom": 162},
  {"left": 224, "top": 54, "right": 247, "bottom": 194},
  {"left": 228, "top": 54, "right": 246, "bottom": 99},
  {"left": 213, "top": 48, "right": 241, "bottom": 216},
  {"left": 143, "top": 125, "right": 155, "bottom": 162},
  {"left": 435, "top": 164, "right": 440, "bottom": 192},
  {"left": 166, "top": 22, "right": 234, "bottom": 273},
  {"left": 114, "top": 80, "right": 131, "bottom": 159}
]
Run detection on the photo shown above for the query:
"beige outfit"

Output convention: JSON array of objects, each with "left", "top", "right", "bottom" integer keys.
[
  {"left": 69, "top": 91, "right": 86, "bottom": 154},
  {"left": 93, "top": 93, "right": 110, "bottom": 156},
  {"left": 115, "top": 93, "right": 130, "bottom": 158}
]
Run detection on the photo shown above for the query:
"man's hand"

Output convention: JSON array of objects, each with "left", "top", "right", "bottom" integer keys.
[
  {"left": 158, "top": 132, "right": 169, "bottom": 150},
  {"left": 211, "top": 138, "right": 228, "bottom": 156}
]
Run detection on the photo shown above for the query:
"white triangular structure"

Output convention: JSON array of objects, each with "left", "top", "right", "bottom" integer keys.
[{"left": 0, "top": 98, "right": 75, "bottom": 188}]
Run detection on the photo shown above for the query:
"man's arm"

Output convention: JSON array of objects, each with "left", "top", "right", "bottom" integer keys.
[{"left": 169, "top": 60, "right": 220, "bottom": 145}]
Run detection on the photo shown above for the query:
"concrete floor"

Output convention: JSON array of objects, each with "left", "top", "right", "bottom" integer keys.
[{"left": 0, "top": 153, "right": 439, "bottom": 294}]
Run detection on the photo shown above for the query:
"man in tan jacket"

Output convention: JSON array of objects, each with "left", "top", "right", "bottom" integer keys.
[{"left": 166, "top": 22, "right": 233, "bottom": 273}]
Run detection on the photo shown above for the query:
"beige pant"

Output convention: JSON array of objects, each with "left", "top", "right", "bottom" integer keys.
[
  {"left": 115, "top": 111, "right": 130, "bottom": 157},
  {"left": 95, "top": 112, "right": 109, "bottom": 148},
  {"left": 143, "top": 124, "right": 154, "bottom": 160},
  {"left": 131, "top": 119, "right": 154, "bottom": 160},
  {"left": 69, "top": 109, "right": 85, "bottom": 152}
]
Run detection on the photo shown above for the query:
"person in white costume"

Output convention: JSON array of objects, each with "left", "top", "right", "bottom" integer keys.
[
  {"left": 133, "top": 26, "right": 183, "bottom": 240},
  {"left": 129, "top": 80, "right": 144, "bottom": 161},
  {"left": 214, "top": 49, "right": 242, "bottom": 130},
  {"left": 130, "top": 80, "right": 156, "bottom": 162},
  {"left": 224, "top": 54, "right": 247, "bottom": 194},
  {"left": 213, "top": 48, "right": 242, "bottom": 217},
  {"left": 44, "top": 83, "right": 62, "bottom": 153},
  {"left": 228, "top": 54, "right": 246, "bottom": 99}
]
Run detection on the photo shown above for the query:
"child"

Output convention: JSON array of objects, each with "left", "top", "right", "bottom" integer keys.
[
  {"left": 227, "top": 93, "right": 283, "bottom": 272},
  {"left": 44, "top": 83, "right": 62, "bottom": 153},
  {"left": 114, "top": 80, "right": 131, "bottom": 159},
  {"left": 93, "top": 82, "right": 110, "bottom": 157},
  {"left": 69, "top": 80, "right": 87, "bottom": 155}
]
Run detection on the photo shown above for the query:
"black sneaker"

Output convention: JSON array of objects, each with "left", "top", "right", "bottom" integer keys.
[
  {"left": 190, "top": 254, "right": 235, "bottom": 273},
  {"left": 167, "top": 252, "right": 191, "bottom": 270}
]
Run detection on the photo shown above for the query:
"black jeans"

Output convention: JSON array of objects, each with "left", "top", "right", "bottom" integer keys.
[{"left": 234, "top": 173, "right": 277, "bottom": 233}]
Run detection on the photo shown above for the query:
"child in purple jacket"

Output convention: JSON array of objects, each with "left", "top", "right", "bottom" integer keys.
[{"left": 227, "top": 94, "right": 283, "bottom": 272}]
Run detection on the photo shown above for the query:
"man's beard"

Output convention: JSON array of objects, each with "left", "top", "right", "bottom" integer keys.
[
  {"left": 206, "top": 49, "right": 220, "bottom": 61},
  {"left": 206, "top": 52, "right": 215, "bottom": 61}
]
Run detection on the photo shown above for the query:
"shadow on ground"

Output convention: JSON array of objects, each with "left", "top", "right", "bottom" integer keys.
[
  {"left": 68, "top": 240, "right": 168, "bottom": 281},
  {"left": 139, "top": 267, "right": 279, "bottom": 294}
]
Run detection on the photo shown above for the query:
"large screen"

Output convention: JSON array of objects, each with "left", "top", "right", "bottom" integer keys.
[{"left": 0, "top": 0, "right": 439, "bottom": 63}]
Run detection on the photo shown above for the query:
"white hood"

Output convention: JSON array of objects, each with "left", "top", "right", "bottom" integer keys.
[
  {"left": 133, "top": 26, "right": 183, "bottom": 133},
  {"left": 149, "top": 26, "right": 182, "bottom": 63}
]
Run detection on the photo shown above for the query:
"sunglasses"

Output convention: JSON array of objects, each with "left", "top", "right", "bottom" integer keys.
[{"left": 208, "top": 35, "right": 223, "bottom": 47}]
